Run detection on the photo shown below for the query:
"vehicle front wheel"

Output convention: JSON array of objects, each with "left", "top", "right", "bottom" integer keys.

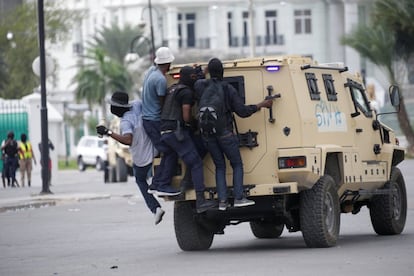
[
  {"left": 300, "top": 175, "right": 340, "bottom": 248},
  {"left": 174, "top": 201, "right": 214, "bottom": 251},
  {"left": 369, "top": 166, "right": 407, "bottom": 235},
  {"left": 77, "top": 157, "right": 86, "bottom": 171},
  {"left": 250, "top": 221, "right": 284, "bottom": 239}
]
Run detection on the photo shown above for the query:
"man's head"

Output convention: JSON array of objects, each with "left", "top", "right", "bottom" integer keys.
[
  {"left": 7, "top": 131, "right": 14, "bottom": 139},
  {"left": 108, "top": 91, "right": 132, "bottom": 118},
  {"left": 208, "top": 58, "right": 224, "bottom": 80},
  {"left": 154, "top": 47, "right": 175, "bottom": 66},
  {"left": 179, "top": 66, "right": 197, "bottom": 88},
  {"left": 21, "top": 133, "right": 27, "bottom": 143}
]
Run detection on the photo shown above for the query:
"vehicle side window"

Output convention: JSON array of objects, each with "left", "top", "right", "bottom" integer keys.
[
  {"left": 322, "top": 74, "right": 337, "bottom": 101},
  {"left": 347, "top": 79, "right": 372, "bottom": 118},
  {"left": 305, "top": 72, "right": 320, "bottom": 100}
]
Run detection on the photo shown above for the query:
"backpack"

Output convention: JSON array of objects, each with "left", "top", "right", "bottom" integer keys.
[{"left": 198, "top": 79, "right": 228, "bottom": 136}]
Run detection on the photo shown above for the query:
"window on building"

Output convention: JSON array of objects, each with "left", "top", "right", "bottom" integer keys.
[
  {"left": 177, "top": 13, "right": 196, "bottom": 48},
  {"left": 228, "top": 12, "right": 235, "bottom": 47},
  {"left": 265, "top": 10, "right": 277, "bottom": 45},
  {"left": 243, "top": 11, "right": 249, "bottom": 46},
  {"left": 294, "top": 9, "right": 312, "bottom": 34}
]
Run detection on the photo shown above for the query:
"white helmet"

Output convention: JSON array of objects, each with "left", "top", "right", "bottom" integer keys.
[{"left": 154, "top": 47, "right": 175, "bottom": 64}]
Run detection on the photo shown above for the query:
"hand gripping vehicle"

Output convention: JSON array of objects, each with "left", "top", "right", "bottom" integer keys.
[{"left": 158, "top": 55, "right": 406, "bottom": 251}]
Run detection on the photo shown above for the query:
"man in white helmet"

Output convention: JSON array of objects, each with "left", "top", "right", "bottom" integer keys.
[{"left": 141, "top": 47, "right": 180, "bottom": 196}]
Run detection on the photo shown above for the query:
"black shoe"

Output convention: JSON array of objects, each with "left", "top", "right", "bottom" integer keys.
[
  {"left": 147, "top": 184, "right": 157, "bottom": 194},
  {"left": 156, "top": 186, "right": 181, "bottom": 196},
  {"left": 196, "top": 191, "right": 217, "bottom": 213}
]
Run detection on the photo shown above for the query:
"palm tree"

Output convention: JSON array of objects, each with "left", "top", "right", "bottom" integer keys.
[
  {"left": 72, "top": 47, "right": 132, "bottom": 121},
  {"left": 89, "top": 23, "right": 150, "bottom": 65},
  {"left": 342, "top": 0, "right": 414, "bottom": 155}
]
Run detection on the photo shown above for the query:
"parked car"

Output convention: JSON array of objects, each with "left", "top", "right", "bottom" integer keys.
[{"left": 76, "top": 135, "right": 108, "bottom": 171}]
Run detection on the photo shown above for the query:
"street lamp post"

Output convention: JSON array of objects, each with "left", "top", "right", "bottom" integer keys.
[
  {"left": 125, "top": 35, "right": 152, "bottom": 63},
  {"left": 148, "top": 0, "right": 156, "bottom": 59},
  {"left": 35, "top": 0, "right": 51, "bottom": 194}
]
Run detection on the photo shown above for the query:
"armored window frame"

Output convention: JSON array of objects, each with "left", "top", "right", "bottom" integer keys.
[
  {"left": 305, "top": 72, "right": 320, "bottom": 100},
  {"left": 346, "top": 79, "right": 373, "bottom": 118},
  {"left": 224, "top": 76, "right": 246, "bottom": 103},
  {"left": 322, "top": 74, "right": 337, "bottom": 101}
]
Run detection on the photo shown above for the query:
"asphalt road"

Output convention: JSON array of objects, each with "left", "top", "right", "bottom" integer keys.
[{"left": 0, "top": 160, "right": 413, "bottom": 276}]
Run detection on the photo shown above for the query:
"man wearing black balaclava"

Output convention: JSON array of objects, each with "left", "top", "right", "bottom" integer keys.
[{"left": 157, "top": 66, "right": 216, "bottom": 213}]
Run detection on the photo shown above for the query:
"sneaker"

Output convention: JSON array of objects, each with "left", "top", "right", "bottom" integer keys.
[
  {"left": 234, "top": 198, "right": 255, "bottom": 207},
  {"left": 218, "top": 200, "right": 229, "bottom": 211},
  {"left": 154, "top": 207, "right": 165, "bottom": 225},
  {"left": 147, "top": 184, "right": 157, "bottom": 194},
  {"left": 156, "top": 186, "right": 181, "bottom": 197}
]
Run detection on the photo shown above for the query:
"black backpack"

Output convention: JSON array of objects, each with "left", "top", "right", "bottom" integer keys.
[{"left": 198, "top": 79, "right": 228, "bottom": 136}]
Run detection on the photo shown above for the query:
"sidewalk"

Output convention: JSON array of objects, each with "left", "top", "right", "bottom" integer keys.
[{"left": 0, "top": 169, "right": 138, "bottom": 212}]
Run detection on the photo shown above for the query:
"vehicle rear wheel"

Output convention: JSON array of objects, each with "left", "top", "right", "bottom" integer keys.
[
  {"left": 250, "top": 221, "right": 284, "bottom": 239},
  {"left": 77, "top": 157, "right": 86, "bottom": 171},
  {"left": 174, "top": 201, "right": 214, "bottom": 251},
  {"left": 116, "top": 157, "right": 128, "bottom": 182},
  {"left": 108, "top": 166, "right": 117, "bottom": 183},
  {"left": 95, "top": 157, "right": 104, "bottom": 171},
  {"left": 369, "top": 166, "right": 407, "bottom": 235},
  {"left": 300, "top": 175, "right": 340, "bottom": 248}
]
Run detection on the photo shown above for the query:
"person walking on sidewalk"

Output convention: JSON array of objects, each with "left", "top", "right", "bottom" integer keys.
[
  {"left": 1, "top": 131, "right": 19, "bottom": 187},
  {"left": 96, "top": 91, "right": 165, "bottom": 225},
  {"left": 18, "top": 133, "right": 36, "bottom": 187}
]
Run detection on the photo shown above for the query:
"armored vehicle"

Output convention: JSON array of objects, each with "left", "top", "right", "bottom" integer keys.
[{"left": 159, "top": 55, "right": 406, "bottom": 251}]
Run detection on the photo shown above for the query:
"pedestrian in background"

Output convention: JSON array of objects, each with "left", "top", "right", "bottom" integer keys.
[
  {"left": 38, "top": 139, "right": 54, "bottom": 187},
  {"left": 18, "top": 133, "right": 36, "bottom": 187},
  {"left": 97, "top": 91, "right": 165, "bottom": 225},
  {"left": 1, "top": 131, "right": 19, "bottom": 187}
]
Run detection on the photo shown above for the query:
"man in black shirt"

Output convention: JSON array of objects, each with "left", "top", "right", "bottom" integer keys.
[{"left": 1, "top": 131, "right": 19, "bottom": 187}]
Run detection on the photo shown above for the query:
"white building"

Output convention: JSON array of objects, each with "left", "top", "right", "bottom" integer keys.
[
  {"left": 51, "top": 0, "right": 380, "bottom": 92},
  {"left": 46, "top": 0, "right": 391, "bottom": 156}
]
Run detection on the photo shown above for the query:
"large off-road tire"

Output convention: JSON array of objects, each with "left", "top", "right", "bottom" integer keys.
[
  {"left": 77, "top": 157, "right": 86, "bottom": 171},
  {"left": 174, "top": 201, "right": 214, "bottom": 251},
  {"left": 369, "top": 166, "right": 407, "bottom": 235},
  {"left": 116, "top": 157, "right": 128, "bottom": 182},
  {"left": 300, "top": 175, "right": 340, "bottom": 248},
  {"left": 250, "top": 221, "right": 284, "bottom": 239}
]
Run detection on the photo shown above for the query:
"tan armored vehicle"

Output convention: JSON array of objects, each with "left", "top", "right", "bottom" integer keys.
[
  {"left": 159, "top": 55, "right": 406, "bottom": 251},
  {"left": 106, "top": 117, "right": 133, "bottom": 182}
]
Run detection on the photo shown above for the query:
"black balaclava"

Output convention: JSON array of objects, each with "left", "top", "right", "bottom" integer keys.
[
  {"left": 208, "top": 58, "right": 224, "bottom": 80},
  {"left": 21, "top": 133, "right": 27, "bottom": 143},
  {"left": 179, "top": 66, "right": 197, "bottom": 88},
  {"left": 110, "top": 105, "right": 130, "bottom": 118},
  {"left": 7, "top": 131, "right": 14, "bottom": 139}
]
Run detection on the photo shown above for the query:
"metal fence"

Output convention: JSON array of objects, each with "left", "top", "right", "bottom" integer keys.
[{"left": 0, "top": 100, "right": 29, "bottom": 170}]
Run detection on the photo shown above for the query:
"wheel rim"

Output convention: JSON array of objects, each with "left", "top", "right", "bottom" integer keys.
[
  {"left": 392, "top": 182, "right": 402, "bottom": 220},
  {"left": 324, "top": 192, "right": 335, "bottom": 233}
]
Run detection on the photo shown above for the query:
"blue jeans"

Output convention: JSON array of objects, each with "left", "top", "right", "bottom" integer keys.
[
  {"left": 160, "top": 130, "right": 205, "bottom": 192},
  {"left": 143, "top": 119, "right": 178, "bottom": 188},
  {"left": 133, "top": 163, "right": 161, "bottom": 214},
  {"left": 4, "top": 156, "right": 18, "bottom": 185},
  {"left": 204, "top": 131, "right": 244, "bottom": 201}
]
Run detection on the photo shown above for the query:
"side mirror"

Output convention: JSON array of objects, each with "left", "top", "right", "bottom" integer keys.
[{"left": 389, "top": 85, "right": 400, "bottom": 107}]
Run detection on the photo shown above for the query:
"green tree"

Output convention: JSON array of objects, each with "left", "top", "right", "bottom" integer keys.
[
  {"left": 72, "top": 47, "right": 132, "bottom": 120},
  {"left": 89, "top": 22, "right": 149, "bottom": 65},
  {"left": 342, "top": 0, "right": 414, "bottom": 155},
  {"left": 0, "top": 1, "right": 79, "bottom": 99}
]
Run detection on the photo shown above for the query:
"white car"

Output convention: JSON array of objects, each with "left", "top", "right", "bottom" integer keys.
[{"left": 76, "top": 135, "right": 108, "bottom": 171}]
